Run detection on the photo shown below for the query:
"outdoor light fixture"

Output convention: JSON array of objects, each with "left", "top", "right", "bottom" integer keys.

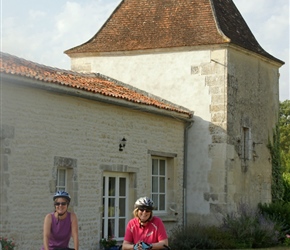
[{"left": 119, "top": 137, "right": 127, "bottom": 151}]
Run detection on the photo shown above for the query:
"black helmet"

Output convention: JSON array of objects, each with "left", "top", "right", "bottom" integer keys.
[
  {"left": 134, "top": 197, "right": 154, "bottom": 210},
  {"left": 53, "top": 190, "right": 71, "bottom": 202}
]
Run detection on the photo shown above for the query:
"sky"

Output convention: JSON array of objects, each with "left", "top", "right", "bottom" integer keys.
[{"left": 1, "top": 0, "right": 289, "bottom": 101}]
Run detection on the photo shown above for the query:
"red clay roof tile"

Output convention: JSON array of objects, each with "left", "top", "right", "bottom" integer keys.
[
  {"left": 65, "top": 0, "right": 282, "bottom": 64},
  {"left": 0, "top": 52, "right": 192, "bottom": 117}
]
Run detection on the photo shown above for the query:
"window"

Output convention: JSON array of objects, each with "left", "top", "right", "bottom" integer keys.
[
  {"left": 240, "top": 126, "right": 252, "bottom": 172},
  {"left": 56, "top": 168, "right": 67, "bottom": 191},
  {"left": 242, "top": 127, "right": 251, "bottom": 161},
  {"left": 53, "top": 156, "right": 77, "bottom": 205},
  {"left": 102, "top": 173, "right": 129, "bottom": 240},
  {"left": 151, "top": 157, "right": 167, "bottom": 212}
]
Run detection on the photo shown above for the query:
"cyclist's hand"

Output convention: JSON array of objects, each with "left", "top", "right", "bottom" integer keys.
[
  {"left": 141, "top": 242, "right": 152, "bottom": 249},
  {"left": 133, "top": 243, "right": 140, "bottom": 250}
]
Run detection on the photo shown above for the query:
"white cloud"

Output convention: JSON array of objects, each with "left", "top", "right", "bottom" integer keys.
[
  {"left": 28, "top": 9, "right": 46, "bottom": 20},
  {"left": 2, "top": 0, "right": 289, "bottom": 100}
]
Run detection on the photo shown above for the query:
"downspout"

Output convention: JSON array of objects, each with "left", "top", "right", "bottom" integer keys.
[{"left": 183, "top": 119, "right": 194, "bottom": 228}]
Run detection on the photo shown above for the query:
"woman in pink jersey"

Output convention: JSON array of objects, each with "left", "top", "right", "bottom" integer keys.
[
  {"left": 41, "top": 191, "right": 79, "bottom": 250},
  {"left": 122, "top": 197, "right": 168, "bottom": 250}
]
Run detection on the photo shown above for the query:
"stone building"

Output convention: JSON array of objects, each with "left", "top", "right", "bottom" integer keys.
[
  {"left": 65, "top": 0, "right": 284, "bottom": 225},
  {"left": 0, "top": 52, "right": 192, "bottom": 249},
  {"left": 0, "top": 0, "right": 285, "bottom": 249}
]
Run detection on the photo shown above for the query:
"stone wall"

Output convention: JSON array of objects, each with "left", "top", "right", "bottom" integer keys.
[
  {"left": 70, "top": 45, "right": 280, "bottom": 224},
  {"left": 0, "top": 81, "right": 186, "bottom": 249}
]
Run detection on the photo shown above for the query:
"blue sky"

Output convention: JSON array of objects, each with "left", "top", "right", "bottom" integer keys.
[{"left": 1, "top": 0, "right": 289, "bottom": 100}]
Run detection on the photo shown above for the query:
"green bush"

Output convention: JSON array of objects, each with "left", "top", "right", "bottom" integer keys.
[
  {"left": 258, "top": 202, "right": 290, "bottom": 241},
  {"left": 282, "top": 172, "right": 290, "bottom": 202},
  {"left": 221, "top": 203, "right": 280, "bottom": 248},
  {"left": 0, "top": 237, "right": 16, "bottom": 250},
  {"left": 169, "top": 224, "right": 236, "bottom": 250},
  {"left": 169, "top": 203, "right": 283, "bottom": 249}
]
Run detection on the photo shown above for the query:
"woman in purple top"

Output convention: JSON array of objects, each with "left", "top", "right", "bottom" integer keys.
[{"left": 41, "top": 191, "right": 79, "bottom": 250}]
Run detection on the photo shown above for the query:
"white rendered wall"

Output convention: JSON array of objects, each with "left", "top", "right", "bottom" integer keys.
[{"left": 70, "top": 46, "right": 279, "bottom": 224}]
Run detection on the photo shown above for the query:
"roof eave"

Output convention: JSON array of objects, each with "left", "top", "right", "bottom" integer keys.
[{"left": 2, "top": 73, "right": 193, "bottom": 122}]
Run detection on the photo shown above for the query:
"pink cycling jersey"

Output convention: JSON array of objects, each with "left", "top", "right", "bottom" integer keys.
[{"left": 124, "top": 216, "right": 167, "bottom": 244}]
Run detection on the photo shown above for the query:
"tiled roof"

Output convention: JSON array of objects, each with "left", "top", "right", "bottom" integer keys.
[
  {"left": 65, "top": 0, "right": 283, "bottom": 64},
  {"left": 0, "top": 52, "right": 192, "bottom": 117}
]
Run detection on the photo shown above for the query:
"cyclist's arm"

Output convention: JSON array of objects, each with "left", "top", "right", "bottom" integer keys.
[
  {"left": 71, "top": 212, "right": 79, "bottom": 250},
  {"left": 43, "top": 214, "right": 52, "bottom": 250},
  {"left": 122, "top": 240, "right": 136, "bottom": 250},
  {"left": 151, "top": 239, "right": 168, "bottom": 249}
]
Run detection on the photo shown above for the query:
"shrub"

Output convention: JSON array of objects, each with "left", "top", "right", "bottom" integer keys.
[
  {"left": 169, "top": 224, "right": 235, "bottom": 250},
  {"left": 221, "top": 203, "right": 280, "bottom": 248},
  {"left": 100, "top": 236, "right": 117, "bottom": 249},
  {"left": 285, "top": 234, "right": 290, "bottom": 246},
  {"left": 0, "top": 237, "right": 16, "bottom": 250},
  {"left": 258, "top": 201, "right": 290, "bottom": 242},
  {"left": 169, "top": 203, "right": 283, "bottom": 249}
]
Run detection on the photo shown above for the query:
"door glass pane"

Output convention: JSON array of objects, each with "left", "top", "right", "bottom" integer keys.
[
  {"left": 119, "top": 178, "right": 126, "bottom": 196},
  {"left": 159, "top": 194, "right": 165, "bottom": 210},
  {"left": 107, "top": 219, "right": 115, "bottom": 237},
  {"left": 118, "top": 218, "right": 126, "bottom": 236},
  {"left": 152, "top": 159, "right": 158, "bottom": 175},
  {"left": 152, "top": 194, "right": 158, "bottom": 208},
  {"left": 159, "top": 177, "right": 165, "bottom": 193},
  {"left": 119, "top": 198, "right": 125, "bottom": 216},
  {"left": 108, "top": 198, "right": 115, "bottom": 217},
  {"left": 109, "top": 177, "right": 116, "bottom": 196},
  {"left": 160, "top": 160, "right": 165, "bottom": 175},
  {"left": 152, "top": 177, "right": 158, "bottom": 192}
]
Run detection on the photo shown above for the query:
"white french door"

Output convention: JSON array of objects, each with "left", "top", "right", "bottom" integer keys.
[{"left": 102, "top": 173, "right": 129, "bottom": 240}]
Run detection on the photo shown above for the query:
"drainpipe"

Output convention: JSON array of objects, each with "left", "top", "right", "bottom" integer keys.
[{"left": 183, "top": 119, "right": 193, "bottom": 228}]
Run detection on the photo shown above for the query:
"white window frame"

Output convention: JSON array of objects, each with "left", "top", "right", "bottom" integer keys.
[
  {"left": 102, "top": 172, "right": 129, "bottom": 241},
  {"left": 151, "top": 157, "right": 167, "bottom": 213}
]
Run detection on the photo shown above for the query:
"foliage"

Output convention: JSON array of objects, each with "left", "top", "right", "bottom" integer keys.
[
  {"left": 169, "top": 224, "right": 235, "bottom": 249},
  {"left": 258, "top": 201, "right": 290, "bottom": 237},
  {"left": 221, "top": 203, "right": 280, "bottom": 248},
  {"left": 0, "top": 237, "right": 16, "bottom": 250},
  {"left": 285, "top": 234, "right": 290, "bottom": 246},
  {"left": 169, "top": 203, "right": 283, "bottom": 249},
  {"left": 268, "top": 124, "right": 285, "bottom": 202},
  {"left": 100, "top": 236, "right": 117, "bottom": 249},
  {"left": 279, "top": 100, "right": 290, "bottom": 202},
  {"left": 279, "top": 100, "right": 290, "bottom": 161},
  {"left": 283, "top": 172, "right": 290, "bottom": 201}
]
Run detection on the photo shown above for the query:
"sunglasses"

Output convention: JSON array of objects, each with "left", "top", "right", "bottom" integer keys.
[
  {"left": 54, "top": 202, "right": 68, "bottom": 206},
  {"left": 138, "top": 208, "right": 151, "bottom": 213}
]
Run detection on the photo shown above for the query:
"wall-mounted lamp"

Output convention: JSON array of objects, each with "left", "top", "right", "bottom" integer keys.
[{"left": 119, "top": 137, "right": 127, "bottom": 151}]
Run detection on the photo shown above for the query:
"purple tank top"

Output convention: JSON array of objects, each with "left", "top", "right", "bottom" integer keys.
[{"left": 41, "top": 212, "right": 72, "bottom": 250}]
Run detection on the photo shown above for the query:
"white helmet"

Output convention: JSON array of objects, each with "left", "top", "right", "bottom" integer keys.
[{"left": 134, "top": 197, "right": 154, "bottom": 210}]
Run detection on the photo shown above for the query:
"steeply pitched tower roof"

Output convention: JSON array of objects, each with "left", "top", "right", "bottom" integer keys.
[{"left": 65, "top": 0, "right": 283, "bottom": 64}]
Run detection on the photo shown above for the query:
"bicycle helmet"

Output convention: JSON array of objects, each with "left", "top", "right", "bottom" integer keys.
[
  {"left": 53, "top": 190, "right": 71, "bottom": 202},
  {"left": 134, "top": 197, "right": 154, "bottom": 210}
]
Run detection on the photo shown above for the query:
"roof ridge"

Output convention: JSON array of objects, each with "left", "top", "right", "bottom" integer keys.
[
  {"left": 209, "top": 0, "right": 231, "bottom": 43},
  {"left": 64, "top": 0, "right": 283, "bottom": 64}
]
